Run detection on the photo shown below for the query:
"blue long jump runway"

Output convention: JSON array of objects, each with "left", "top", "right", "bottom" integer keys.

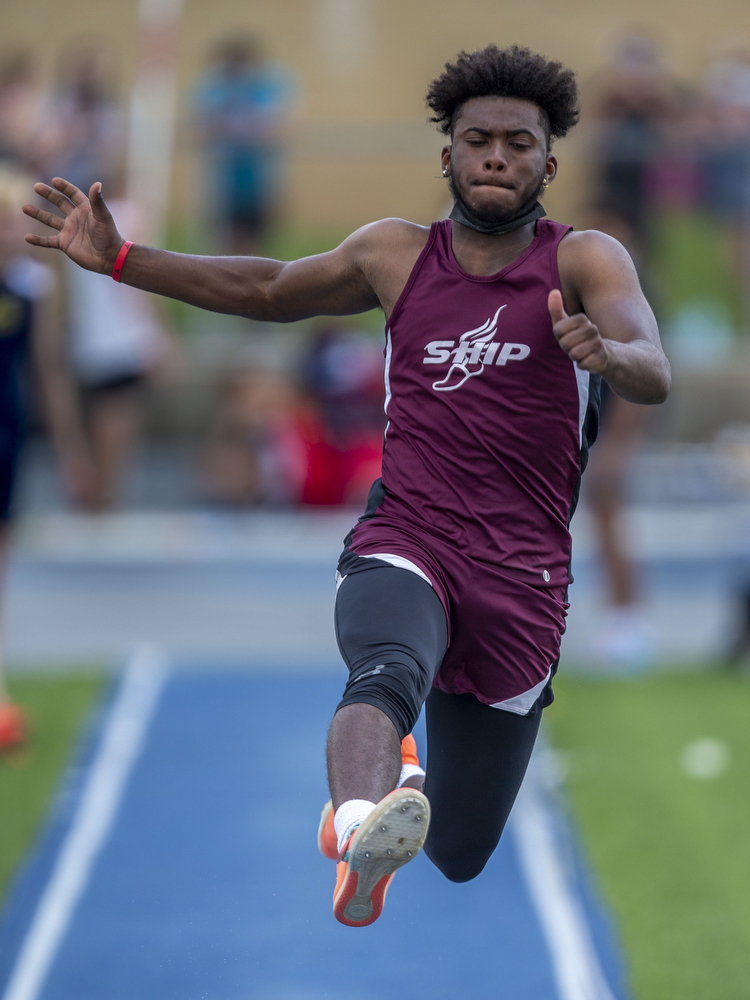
[{"left": 0, "top": 653, "right": 628, "bottom": 1000}]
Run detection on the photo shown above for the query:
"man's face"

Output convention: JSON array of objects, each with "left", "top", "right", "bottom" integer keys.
[{"left": 443, "top": 96, "right": 557, "bottom": 225}]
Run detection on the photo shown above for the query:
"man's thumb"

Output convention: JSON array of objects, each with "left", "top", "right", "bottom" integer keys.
[
  {"left": 548, "top": 289, "right": 568, "bottom": 324},
  {"left": 89, "top": 182, "right": 109, "bottom": 219}
]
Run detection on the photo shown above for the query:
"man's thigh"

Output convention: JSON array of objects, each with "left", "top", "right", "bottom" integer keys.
[{"left": 334, "top": 563, "right": 448, "bottom": 739}]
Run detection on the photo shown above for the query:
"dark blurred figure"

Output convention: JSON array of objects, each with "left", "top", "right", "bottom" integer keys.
[
  {"left": 0, "top": 51, "right": 39, "bottom": 170},
  {"left": 192, "top": 36, "right": 295, "bottom": 255},
  {"left": 588, "top": 33, "right": 688, "bottom": 252},
  {"left": 699, "top": 50, "right": 750, "bottom": 324},
  {"left": 32, "top": 42, "right": 125, "bottom": 193},
  {"left": 701, "top": 51, "right": 750, "bottom": 219},
  {"left": 583, "top": 33, "right": 687, "bottom": 669},
  {"left": 0, "top": 167, "right": 96, "bottom": 749}
]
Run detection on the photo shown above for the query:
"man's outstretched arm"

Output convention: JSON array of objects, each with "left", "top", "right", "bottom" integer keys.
[
  {"left": 551, "top": 231, "right": 671, "bottom": 404},
  {"left": 23, "top": 178, "right": 381, "bottom": 321}
]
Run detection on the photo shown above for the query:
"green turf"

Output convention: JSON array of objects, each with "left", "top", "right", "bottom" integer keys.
[
  {"left": 547, "top": 671, "right": 750, "bottom": 1000},
  {"left": 0, "top": 673, "right": 104, "bottom": 903}
]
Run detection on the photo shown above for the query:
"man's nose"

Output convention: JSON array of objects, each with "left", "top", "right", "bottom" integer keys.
[{"left": 483, "top": 143, "right": 507, "bottom": 171}]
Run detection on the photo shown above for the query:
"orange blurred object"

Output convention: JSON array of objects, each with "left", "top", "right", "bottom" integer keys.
[{"left": 0, "top": 701, "right": 26, "bottom": 750}]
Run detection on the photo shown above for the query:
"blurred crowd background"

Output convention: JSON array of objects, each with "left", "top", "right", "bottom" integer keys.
[{"left": 2, "top": 0, "right": 750, "bottom": 676}]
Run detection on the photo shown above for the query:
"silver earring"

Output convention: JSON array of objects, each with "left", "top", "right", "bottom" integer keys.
[{"left": 442, "top": 168, "right": 449, "bottom": 177}]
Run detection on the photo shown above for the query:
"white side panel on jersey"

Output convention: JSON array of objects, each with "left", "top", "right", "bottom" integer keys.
[
  {"left": 574, "top": 366, "right": 590, "bottom": 449},
  {"left": 490, "top": 666, "right": 552, "bottom": 716}
]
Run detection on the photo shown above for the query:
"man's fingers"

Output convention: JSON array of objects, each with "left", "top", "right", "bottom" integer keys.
[
  {"left": 33, "top": 182, "right": 76, "bottom": 216},
  {"left": 548, "top": 289, "right": 568, "bottom": 325},
  {"left": 42, "top": 187, "right": 76, "bottom": 215},
  {"left": 22, "top": 204, "right": 65, "bottom": 231},
  {"left": 551, "top": 316, "right": 586, "bottom": 338},
  {"left": 25, "top": 233, "right": 61, "bottom": 250},
  {"left": 51, "top": 177, "right": 87, "bottom": 206}
]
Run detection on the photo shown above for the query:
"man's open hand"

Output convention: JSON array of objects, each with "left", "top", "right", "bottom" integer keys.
[
  {"left": 23, "top": 178, "right": 125, "bottom": 275},
  {"left": 548, "top": 288, "right": 609, "bottom": 375}
]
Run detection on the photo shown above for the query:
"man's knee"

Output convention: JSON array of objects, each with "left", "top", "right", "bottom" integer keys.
[
  {"left": 424, "top": 839, "right": 493, "bottom": 883},
  {"left": 337, "top": 655, "right": 427, "bottom": 740}
]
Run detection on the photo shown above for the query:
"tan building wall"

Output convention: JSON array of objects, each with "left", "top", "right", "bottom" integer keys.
[{"left": 4, "top": 0, "right": 750, "bottom": 233}]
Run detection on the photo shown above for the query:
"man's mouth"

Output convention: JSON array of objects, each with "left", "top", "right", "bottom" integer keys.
[{"left": 472, "top": 181, "right": 515, "bottom": 190}]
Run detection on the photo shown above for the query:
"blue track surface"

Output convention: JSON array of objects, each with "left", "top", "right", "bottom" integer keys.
[{"left": 0, "top": 670, "right": 629, "bottom": 1000}]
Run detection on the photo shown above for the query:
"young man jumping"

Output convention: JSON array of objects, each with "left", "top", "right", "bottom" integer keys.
[{"left": 24, "top": 45, "right": 670, "bottom": 927}]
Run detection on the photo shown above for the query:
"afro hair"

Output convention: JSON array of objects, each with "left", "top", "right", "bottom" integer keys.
[{"left": 426, "top": 44, "right": 580, "bottom": 143}]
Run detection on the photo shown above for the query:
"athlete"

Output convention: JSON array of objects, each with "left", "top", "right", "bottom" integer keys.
[{"left": 23, "top": 45, "right": 670, "bottom": 926}]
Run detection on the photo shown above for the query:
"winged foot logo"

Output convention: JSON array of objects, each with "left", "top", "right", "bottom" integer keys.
[{"left": 423, "top": 305, "right": 530, "bottom": 391}]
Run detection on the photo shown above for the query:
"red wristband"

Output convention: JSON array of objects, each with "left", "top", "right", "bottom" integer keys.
[{"left": 112, "top": 241, "right": 134, "bottom": 282}]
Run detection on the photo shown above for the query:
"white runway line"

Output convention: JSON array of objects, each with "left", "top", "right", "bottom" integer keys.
[
  {"left": 1, "top": 645, "right": 169, "bottom": 1000},
  {"left": 512, "top": 761, "right": 619, "bottom": 1000}
]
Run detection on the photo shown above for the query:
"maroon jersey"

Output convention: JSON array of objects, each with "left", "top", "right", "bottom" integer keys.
[{"left": 349, "top": 219, "right": 599, "bottom": 591}]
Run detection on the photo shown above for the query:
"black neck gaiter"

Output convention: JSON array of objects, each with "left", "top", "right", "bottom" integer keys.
[{"left": 449, "top": 198, "right": 546, "bottom": 235}]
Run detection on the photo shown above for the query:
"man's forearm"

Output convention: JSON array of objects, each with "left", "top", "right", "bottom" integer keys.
[
  {"left": 599, "top": 339, "right": 671, "bottom": 404},
  {"left": 119, "top": 245, "right": 284, "bottom": 319}
]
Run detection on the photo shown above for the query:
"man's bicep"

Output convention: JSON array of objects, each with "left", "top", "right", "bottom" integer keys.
[
  {"left": 574, "top": 235, "right": 660, "bottom": 347},
  {"left": 268, "top": 237, "right": 380, "bottom": 320}
]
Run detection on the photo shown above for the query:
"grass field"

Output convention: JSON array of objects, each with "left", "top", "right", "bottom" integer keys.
[
  {"left": 0, "top": 672, "right": 104, "bottom": 902},
  {"left": 547, "top": 670, "right": 750, "bottom": 1000}
]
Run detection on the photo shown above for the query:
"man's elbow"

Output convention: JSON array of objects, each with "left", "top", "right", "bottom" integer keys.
[{"left": 646, "top": 363, "right": 672, "bottom": 404}]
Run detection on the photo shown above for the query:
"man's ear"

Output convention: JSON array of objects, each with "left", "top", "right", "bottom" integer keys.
[
  {"left": 441, "top": 145, "right": 452, "bottom": 176},
  {"left": 545, "top": 154, "right": 558, "bottom": 184}
]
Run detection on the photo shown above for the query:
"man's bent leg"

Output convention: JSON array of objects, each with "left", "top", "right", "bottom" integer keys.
[
  {"left": 325, "top": 565, "right": 447, "bottom": 925},
  {"left": 424, "top": 688, "right": 541, "bottom": 882},
  {"left": 328, "top": 565, "right": 447, "bottom": 815}
]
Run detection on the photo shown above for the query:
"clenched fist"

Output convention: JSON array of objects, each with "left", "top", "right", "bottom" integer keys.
[{"left": 548, "top": 288, "right": 608, "bottom": 375}]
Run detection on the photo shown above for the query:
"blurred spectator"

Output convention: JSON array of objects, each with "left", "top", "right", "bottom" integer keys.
[
  {"left": 200, "top": 367, "right": 308, "bottom": 506},
  {"left": 299, "top": 326, "right": 384, "bottom": 505},
  {"left": 699, "top": 49, "right": 750, "bottom": 329},
  {"left": 0, "top": 51, "right": 39, "bottom": 170},
  {"left": 0, "top": 167, "right": 95, "bottom": 749},
  {"left": 585, "top": 388, "right": 654, "bottom": 670},
  {"left": 583, "top": 32, "right": 686, "bottom": 670},
  {"left": 700, "top": 50, "right": 750, "bottom": 669},
  {"left": 588, "top": 32, "right": 689, "bottom": 253},
  {"left": 700, "top": 50, "right": 750, "bottom": 221},
  {"left": 65, "top": 196, "right": 182, "bottom": 510},
  {"left": 200, "top": 326, "right": 384, "bottom": 507},
  {"left": 33, "top": 41, "right": 125, "bottom": 194},
  {"left": 192, "top": 36, "right": 295, "bottom": 255}
]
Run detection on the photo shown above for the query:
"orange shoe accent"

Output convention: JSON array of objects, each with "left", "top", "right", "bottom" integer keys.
[
  {"left": 332, "top": 788, "right": 430, "bottom": 927},
  {"left": 333, "top": 845, "right": 395, "bottom": 928},
  {"left": 318, "top": 732, "right": 421, "bottom": 861},
  {"left": 0, "top": 702, "right": 26, "bottom": 751},
  {"left": 400, "top": 732, "right": 420, "bottom": 767},
  {"left": 317, "top": 800, "right": 338, "bottom": 860}
]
